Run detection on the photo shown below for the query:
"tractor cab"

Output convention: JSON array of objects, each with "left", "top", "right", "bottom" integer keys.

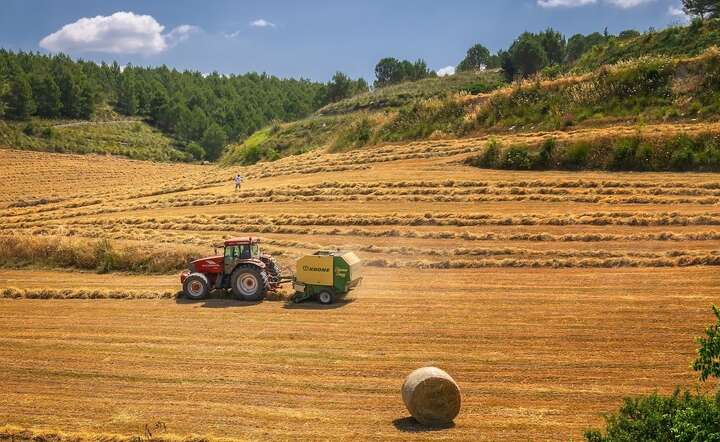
[{"left": 221, "top": 237, "right": 261, "bottom": 275}]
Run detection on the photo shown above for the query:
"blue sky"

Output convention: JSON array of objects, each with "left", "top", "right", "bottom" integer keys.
[{"left": 1, "top": 0, "right": 689, "bottom": 81}]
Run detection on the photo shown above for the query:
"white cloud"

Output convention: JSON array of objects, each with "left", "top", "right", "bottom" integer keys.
[
  {"left": 437, "top": 66, "right": 456, "bottom": 77},
  {"left": 538, "top": 0, "right": 654, "bottom": 7},
  {"left": 538, "top": 0, "right": 596, "bottom": 7},
  {"left": 668, "top": 4, "right": 690, "bottom": 20},
  {"left": 250, "top": 19, "right": 275, "bottom": 28},
  {"left": 39, "top": 11, "right": 198, "bottom": 55},
  {"left": 606, "top": 0, "right": 654, "bottom": 7}
]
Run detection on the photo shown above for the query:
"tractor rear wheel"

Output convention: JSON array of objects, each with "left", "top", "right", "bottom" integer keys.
[
  {"left": 231, "top": 266, "right": 267, "bottom": 301},
  {"left": 317, "top": 289, "right": 336, "bottom": 305},
  {"left": 183, "top": 273, "right": 210, "bottom": 300}
]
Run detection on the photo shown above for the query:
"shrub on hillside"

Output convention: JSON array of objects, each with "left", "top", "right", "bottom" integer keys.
[
  {"left": 537, "top": 138, "right": 557, "bottom": 169},
  {"left": 333, "top": 118, "right": 374, "bottom": 151},
  {"left": 473, "top": 49, "right": 720, "bottom": 131},
  {"left": 466, "top": 133, "right": 720, "bottom": 172},
  {"left": 584, "top": 390, "right": 720, "bottom": 442},
  {"left": 468, "top": 139, "right": 502, "bottom": 168},
  {"left": 560, "top": 142, "right": 591, "bottom": 170},
  {"left": 502, "top": 145, "right": 534, "bottom": 170},
  {"left": 379, "top": 96, "right": 465, "bottom": 141},
  {"left": 692, "top": 305, "right": 720, "bottom": 382}
]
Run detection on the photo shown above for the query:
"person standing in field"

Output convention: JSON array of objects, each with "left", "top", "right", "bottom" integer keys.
[{"left": 234, "top": 174, "right": 243, "bottom": 191}]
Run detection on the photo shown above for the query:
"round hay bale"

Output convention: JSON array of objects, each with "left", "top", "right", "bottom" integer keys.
[{"left": 401, "top": 366, "right": 461, "bottom": 426}]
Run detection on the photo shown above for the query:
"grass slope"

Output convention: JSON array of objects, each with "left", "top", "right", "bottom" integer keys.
[
  {"left": 0, "top": 117, "right": 188, "bottom": 162},
  {"left": 224, "top": 48, "right": 720, "bottom": 166},
  {"left": 0, "top": 106, "right": 191, "bottom": 162},
  {"left": 574, "top": 18, "right": 720, "bottom": 72},
  {"left": 221, "top": 70, "right": 505, "bottom": 164}
]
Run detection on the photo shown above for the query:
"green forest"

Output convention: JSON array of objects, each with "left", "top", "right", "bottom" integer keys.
[{"left": 0, "top": 51, "right": 368, "bottom": 160}]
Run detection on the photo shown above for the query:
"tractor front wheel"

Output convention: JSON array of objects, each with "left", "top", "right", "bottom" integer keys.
[
  {"left": 183, "top": 273, "right": 210, "bottom": 300},
  {"left": 317, "top": 289, "right": 336, "bottom": 305},
  {"left": 231, "top": 266, "right": 266, "bottom": 301}
]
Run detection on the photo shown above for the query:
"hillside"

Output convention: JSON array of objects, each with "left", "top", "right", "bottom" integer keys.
[
  {"left": 221, "top": 70, "right": 506, "bottom": 164},
  {"left": 573, "top": 18, "right": 720, "bottom": 72},
  {"left": 0, "top": 113, "right": 187, "bottom": 162},
  {"left": 223, "top": 46, "right": 720, "bottom": 167}
]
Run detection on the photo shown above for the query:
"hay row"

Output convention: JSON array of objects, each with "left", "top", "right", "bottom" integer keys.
[
  {"left": 4, "top": 192, "right": 720, "bottom": 227},
  {"left": 14, "top": 226, "right": 720, "bottom": 258},
  {"left": 0, "top": 287, "right": 180, "bottom": 300},
  {"left": 360, "top": 245, "right": 718, "bottom": 260},
  {"left": 0, "top": 287, "right": 291, "bottom": 302},
  {"left": 8, "top": 192, "right": 719, "bottom": 225},
  {"left": 366, "top": 254, "right": 720, "bottom": 269},
  {"left": 57, "top": 211, "right": 720, "bottom": 229},
  {"left": 0, "top": 424, "right": 215, "bottom": 442}
]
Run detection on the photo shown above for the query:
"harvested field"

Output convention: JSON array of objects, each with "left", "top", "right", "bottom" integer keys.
[
  {"left": 1, "top": 126, "right": 719, "bottom": 440},
  {"left": 0, "top": 267, "right": 718, "bottom": 440}
]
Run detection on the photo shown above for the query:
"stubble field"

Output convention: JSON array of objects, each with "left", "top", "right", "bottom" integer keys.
[{"left": 1, "top": 122, "right": 719, "bottom": 441}]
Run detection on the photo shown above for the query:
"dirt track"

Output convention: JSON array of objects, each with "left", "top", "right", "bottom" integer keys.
[{"left": 1, "top": 267, "right": 718, "bottom": 440}]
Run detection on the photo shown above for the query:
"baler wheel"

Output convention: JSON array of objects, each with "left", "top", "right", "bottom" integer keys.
[{"left": 318, "top": 289, "right": 336, "bottom": 305}]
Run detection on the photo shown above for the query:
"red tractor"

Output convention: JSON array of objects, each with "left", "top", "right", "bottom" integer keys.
[{"left": 180, "top": 237, "right": 282, "bottom": 301}]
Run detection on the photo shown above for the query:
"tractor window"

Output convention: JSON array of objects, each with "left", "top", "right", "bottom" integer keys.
[
  {"left": 224, "top": 244, "right": 255, "bottom": 259},
  {"left": 224, "top": 246, "right": 239, "bottom": 260}
]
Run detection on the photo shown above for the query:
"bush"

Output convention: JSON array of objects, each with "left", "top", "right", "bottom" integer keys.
[
  {"left": 40, "top": 126, "right": 56, "bottom": 139},
  {"left": 502, "top": 145, "right": 534, "bottom": 170},
  {"left": 380, "top": 96, "right": 465, "bottom": 141},
  {"left": 634, "top": 143, "right": 654, "bottom": 171},
  {"left": 466, "top": 133, "right": 719, "bottom": 172},
  {"left": 560, "top": 142, "right": 590, "bottom": 169},
  {"left": 692, "top": 305, "right": 720, "bottom": 382},
  {"left": 22, "top": 122, "right": 36, "bottom": 136},
  {"left": 697, "top": 140, "right": 720, "bottom": 172},
  {"left": 94, "top": 238, "right": 115, "bottom": 274},
  {"left": 475, "top": 139, "right": 502, "bottom": 168},
  {"left": 536, "top": 138, "right": 557, "bottom": 169},
  {"left": 584, "top": 390, "right": 720, "bottom": 442},
  {"left": 333, "top": 118, "right": 373, "bottom": 150},
  {"left": 670, "top": 146, "right": 697, "bottom": 171},
  {"left": 240, "top": 145, "right": 263, "bottom": 165},
  {"left": 265, "top": 147, "right": 281, "bottom": 161},
  {"left": 186, "top": 142, "right": 206, "bottom": 161},
  {"left": 610, "top": 138, "right": 641, "bottom": 170}
]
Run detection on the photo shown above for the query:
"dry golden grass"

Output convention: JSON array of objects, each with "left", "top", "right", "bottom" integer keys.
[
  {"left": 0, "top": 124, "right": 719, "bottom": 441},
  {"left": 0, "top": 267, "right": 718, "bottom": 441}
]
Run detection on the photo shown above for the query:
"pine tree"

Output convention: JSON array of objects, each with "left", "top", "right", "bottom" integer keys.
[
  {"left": 32, "top": 75, "right": 62, "bottom": 118},
  {"left": 0, "top": 80, "right": 8, "bottom": 118},
  {"left": 682, "top": 0, "right": 719, "bottom": 19},
  {"left": 55, "top": 66, "right": 82, "bottom": 118},
  {"left": 77, "top": 79, "right": 97, "bottom": 119},
  {"left": 116, "top": 74, "right": 138, "bottom": 116},
  {"left": 201, "top": 123, "right": 227, "bottom": 161},
  {"left": 457, "top": 44, "right": 491, "bottom": 72},
  {"left": 6, "top": 68, "right": 35, "bottom": 120}
]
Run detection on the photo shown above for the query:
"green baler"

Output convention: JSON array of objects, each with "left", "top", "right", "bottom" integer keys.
[{"left": 291, "top": 250, "right": 362, "bottom": 304}]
